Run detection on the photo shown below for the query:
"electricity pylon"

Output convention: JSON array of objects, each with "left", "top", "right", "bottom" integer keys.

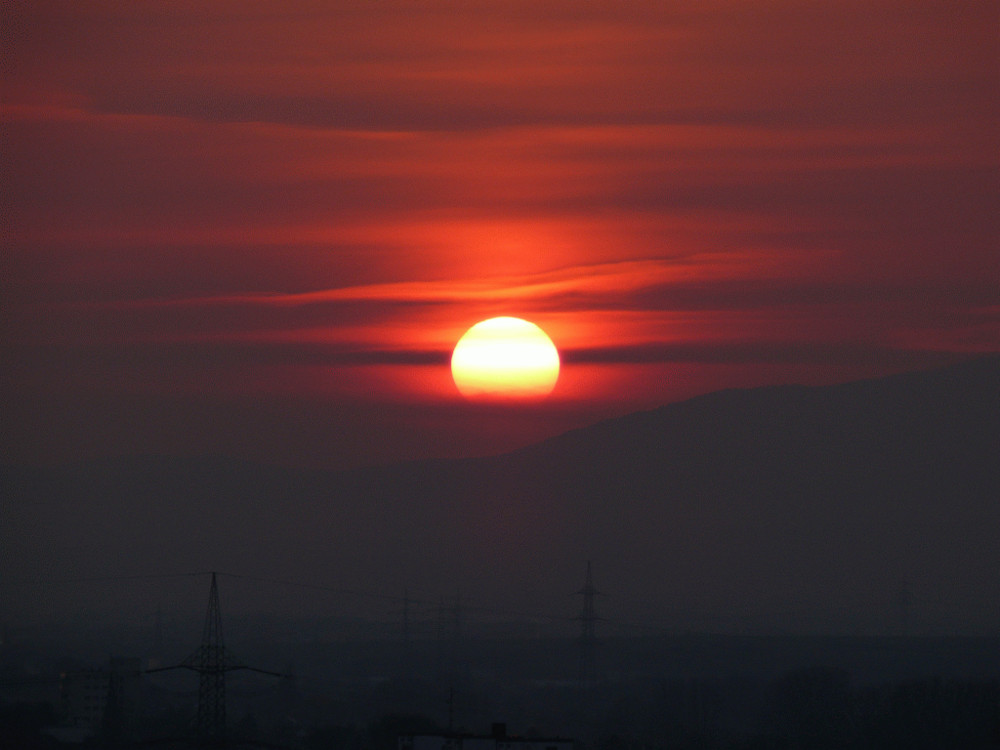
[
  {"left": 148, "top": 572, "right": 282, "bottom": 748},
  {"left": 574, "top": 560, "right": 601, "bottom": 686}
]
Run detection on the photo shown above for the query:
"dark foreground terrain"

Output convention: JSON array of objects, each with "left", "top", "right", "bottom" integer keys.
[
  {"left": 3, "top": 358, "right": 998, "bottom": 746},
  {"left": 3, "top": 624, "right": 998, "bottom": 748}
]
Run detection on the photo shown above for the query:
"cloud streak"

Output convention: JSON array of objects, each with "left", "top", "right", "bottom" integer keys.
[{"left": 3, "top": 0, "right": 997, "bottom": 467}]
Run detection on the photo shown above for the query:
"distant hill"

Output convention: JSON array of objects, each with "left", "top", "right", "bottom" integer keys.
[{"left": 3, "top": 356, "right": 998, "bottom": 635}]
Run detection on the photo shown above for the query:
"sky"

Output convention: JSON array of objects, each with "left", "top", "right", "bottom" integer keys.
[{"left": 4, "top": 0, "right": 998, "bottom": 470}]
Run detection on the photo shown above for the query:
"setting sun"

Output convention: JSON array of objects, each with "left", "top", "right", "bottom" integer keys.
[{"left": 451, "top": 317, "right": 560, "bottom": 400}]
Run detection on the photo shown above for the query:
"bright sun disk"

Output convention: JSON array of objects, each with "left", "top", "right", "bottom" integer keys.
[{"left": 451, "top": 317, "right": 560, "bottom": 400}]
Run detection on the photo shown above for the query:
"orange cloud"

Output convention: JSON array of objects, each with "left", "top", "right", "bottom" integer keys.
[{"left": 3, "top": 0, "right": 996, "bottom": 466}]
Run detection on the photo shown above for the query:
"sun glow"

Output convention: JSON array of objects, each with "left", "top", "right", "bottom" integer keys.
[{"left": 451, "top": 317, "right": 560, "bottom": 400}]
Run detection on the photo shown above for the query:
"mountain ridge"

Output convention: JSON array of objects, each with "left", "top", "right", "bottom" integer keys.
[{"left": 3, "top": 355, "right": 998, "bottom": 634}]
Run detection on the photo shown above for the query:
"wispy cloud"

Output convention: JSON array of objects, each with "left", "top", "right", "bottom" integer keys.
[{"left": 3, "top": 0, "right": 996, "bottom": 466}]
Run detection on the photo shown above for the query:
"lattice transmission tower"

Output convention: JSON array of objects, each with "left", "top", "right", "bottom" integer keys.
[
  {"left": 574, "top": 560, "right": 601, "bottom": 686},
  {"left": 148, "top": 572, "right": 282, "bottom": 748}
]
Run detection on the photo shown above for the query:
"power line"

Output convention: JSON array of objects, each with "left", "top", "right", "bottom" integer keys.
[
  {"left": 13, "top": 569, "right": 679, "bottom": 636},
  {"left": 10, "top": 571, "right": 209, "bottom": 586}
]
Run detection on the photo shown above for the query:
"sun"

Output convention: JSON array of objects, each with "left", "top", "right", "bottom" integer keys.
[{"left": 451, "top": 317, "right": 560, "bottom": 400}]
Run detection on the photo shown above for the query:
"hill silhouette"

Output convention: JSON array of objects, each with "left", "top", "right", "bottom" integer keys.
[{"left": 3, "top": 356, "right": 998, "bottom": 634}]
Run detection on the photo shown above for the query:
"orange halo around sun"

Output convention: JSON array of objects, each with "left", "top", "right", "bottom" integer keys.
[{"left": 451, "top": 317, "right": 560, "bottom": 400}]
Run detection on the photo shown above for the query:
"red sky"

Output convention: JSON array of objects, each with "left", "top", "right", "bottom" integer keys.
[{"left": 4, "top": 0, "right": 998, "bottom": 469}]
